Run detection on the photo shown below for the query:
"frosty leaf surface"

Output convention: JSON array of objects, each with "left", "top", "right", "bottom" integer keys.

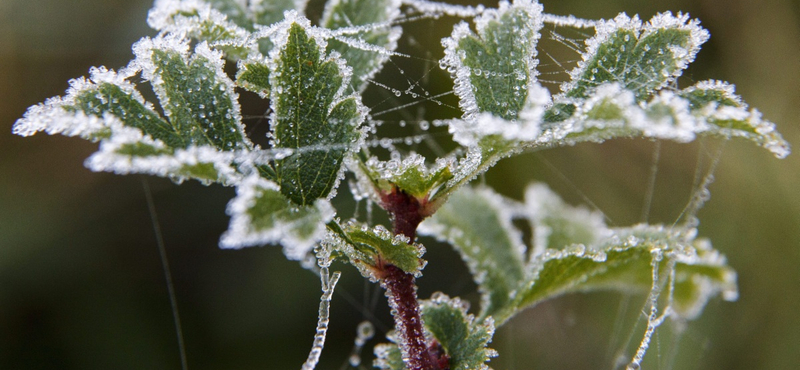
[
  {"left": 269, "top": 21, "right": 365, "bottom": 206},
  {"left": 148, "top": 0, "right": 254, "bottom": 59},
  {"left": 419, "top": 186, "right": 525, "bottom": 319},
  {"left": 519, "top": 183, "right": 610, "bottom": 256},
  {"left": 441, "top": 0, "right": 544, "bottom": 120},
  {"left": 562, "top": 12, "right": 708, "bottom": 100},
  {"left": 13, "top": 37, "right": 253, "bottom": 184},
  {"left": 422, "top": 185, "right": 737, "bottom": 325},
  {"left": 354, "top": 154, "right": 454, "bottom": 213},
  {"left": 327, "top": 221, "right": 425, "bottom": 280},
  {"left": 373, "top": 334, "right": 405, "bottom": 370},
  {"left": 236, "top": 58, "right": 272, "bottom": 97},
  {"left": 138, "top": 38, "right": 248, "bottom": 151},
  {"left": 536, "top": 82, "right": 790, "bottom": 158},
  {"left": 220, "top": 175, "right": 334, "bottom": 260},
  {"left": 505, "top": 226, "right": 738, "bottom": 323},
  {"left": 421, "top": 294, "right": 497, "bottom": 370},
  {"left": 322, "top": 0, "right": 402, "bottom": 91}
]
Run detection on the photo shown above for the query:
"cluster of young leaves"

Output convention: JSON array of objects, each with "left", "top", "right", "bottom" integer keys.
[{"left": 13, "top": 0, "right": 790, "bottom": 369}]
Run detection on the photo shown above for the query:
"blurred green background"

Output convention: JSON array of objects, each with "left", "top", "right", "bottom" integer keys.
[{"left": 1, "top": 0, "right": 798, "bottom": 369}]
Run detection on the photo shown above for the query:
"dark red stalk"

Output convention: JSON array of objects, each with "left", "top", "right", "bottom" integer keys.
[
  {"left": 381, "top": 187, "right": 425, "bottom": 240},
  {"left": 380, "top": 264, "right": 440, "bottom": 370},
  {"left": 378, "top": 186, "right": 448, "bottom": 370}
]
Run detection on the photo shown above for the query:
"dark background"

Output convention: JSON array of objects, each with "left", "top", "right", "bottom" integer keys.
[{"left": 1, "top": 0, "right": 798, "bottom": 369}]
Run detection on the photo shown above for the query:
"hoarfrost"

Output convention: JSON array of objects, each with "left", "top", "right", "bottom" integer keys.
[
  {"left": 220, "top": 175, "right": 335, "bottom": 260},
  {"left": 301, "top": 242, "right": 341, "bottom": 370}
]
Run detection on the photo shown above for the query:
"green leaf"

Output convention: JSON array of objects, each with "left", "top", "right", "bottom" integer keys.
[
  {"left": 236, "top": 58, "right": 272, "bottom": 97},
  {"left": 270, "top": 21, "right": 364, "bottom": 205},
  {"left": 64, "top": 80, "right": 184, "bottom": 147},
  {"left": 147, "top": 2, "right": 255, "bottom": 59},
  {"left": 536, "top": 83, "right": 790, "bottom": 158},
  {"left": 220, "top": 175, "right": 335, "bottom": 260},
  {"left": 563, "top": 12, "right": 708, "bottom": 100},
  {"left": 247, "top": 0, "right": 301, "bottom": 27},
  {"left": 352, "top": 154, "right": 454, "bottom": 215},
  {"left": 505, "top": 226, "right": 738, "bottom": 323},
  {"left": 420, "top": 186, "right": 525, "bottom": 320},
  {"left": 141, "top": 40, "right": 249, "bottom": 151},
  {"left": 322, "top": 0, "right": 402, "bottom": 91},
  {"left": 327, "top": 221, "right": 426, "bottom": 280},
  {"left": 441, "top": 0, "right": 544, "bottom": 120},
  {"left": 13, "top": 38, "right": 253, "bottom": 185},
  {"left": 679, "top": 80, "right": 790, "bottom": 158},
  {"left": 421, "top": 294, "right": 497, "bottom": 370},
  {"left": 421, "top": 184, "right": 737, "bottom": 326},
  {"left": 83, "top": 124, "right": 242, "bottom": 184},
  {"left": 373, "top": 335, "right": 406, "bottom": 370},
  {"left": 520, "top": 183, "right": 609, "bottom": 254}
]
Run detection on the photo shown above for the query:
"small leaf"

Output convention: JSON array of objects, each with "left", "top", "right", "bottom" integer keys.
[
  {"left": 322, "top": 0, "right": 402, "bottom": 91},
  {"left": 268, "top": 19, "right": 365, "bottom": 205},
  {"left": 147, "top": 0, "right": 255, "bottom": 59},
  {"left": 236, "top": 58, "right": 272, "bottom": 98},
  {"left": 421, "top": 293, "right": 497, "bottom": 370},
  {"left": 353, "top": 154, "right": 454, "bottom": 211},
  {"left": 373, "top": 334, "right": 406, "bottom": 370},
  {"left": 136, "top": 37, "right": 249, "bottom": 151},
  {"left": 220, "top": 175, "right": 334, "bottom": 260},
  {"left": 419, "top": 186, "right": 525, "bottom": 320},
  {"left": 679, "top": 80, "right": 790, "bottom": 158},
  {"left": 327, "top": 221, "right": 426, "bottom": 281},
  {"left": 520, "top": 183, "right": 610, "bottom": 256},
  {"left": 84, "top": 122, "right": 241, "bottom": 184},
  {"left": 441, "top": 0, "right": 544, "bottom": 120},
  {"left": 563, "top": 12, "right": 708, "bottom": 100}
]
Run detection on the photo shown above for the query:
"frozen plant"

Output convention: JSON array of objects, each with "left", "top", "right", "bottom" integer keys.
[{"left": 13, "top": 0, "right": 790, "bottom": 369}]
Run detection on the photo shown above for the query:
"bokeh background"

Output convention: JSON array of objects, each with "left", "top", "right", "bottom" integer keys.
[{"left": 1, "top": 0, "right": 798, "bottom": 369}]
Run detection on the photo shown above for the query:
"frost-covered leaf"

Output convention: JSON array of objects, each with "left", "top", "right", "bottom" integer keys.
[
  {"left": 440, "top": 0, "right": 550, "bottom": 147},
  {"left": 419, "top": 186, "right": 525, "bottom": 319},
  {"left": 220, "top": 175, "right": 334, "bottom": 260},
  {"left": 441, "top": 0, "right": 544, "bottom": 120},
  {"left": 148, "top": 0, "right": 255, "bottom": 59},
  {"left": 373, "top": 333, "right": 405, "bottom": 370},
  {"left": 267, "top": 18, "right": 365, "bottom": 205},
  {"left": 352, "top": 154, "right": 454, "bottom": 215},
  {"left": 85, "top": 123, "right": 241, "bottom": 184},
  {"left": 562, "top": 12, "right": 708, "bottom": 100},
  {"left": 136, "top": 36, "right": 249, "bottom": 151},
  {"left": 421, "top": 293, "right": 497, "bottom": 370},
  {"left": 505, "top": 225, "right": 738, "bottom": 323},
  {"left": 536, "top": 82, "right": 790, "bottom": 158},
  {"left": 327, "top": 221, "right": 426, "bottom": 280},
  {"left": 519, "top": 183, "right": 610, "bottom": 256},
  {"left": 236, "top": 58, "right": 272, "bottom": 97},
  {"left": 322, "top": 0, "right": 402, "bottom": 91},
  {"left": 422, "top": 184, "right": 737, "bottom": 325},
  {"left": 678, "top": 80, "right": 790, "bottom": 158},
  {"left": 13, "top": 35, "right": 253, "bottom": 184},
  {"left": 151, "top": 0, "right": 303, "bottom": 30}
]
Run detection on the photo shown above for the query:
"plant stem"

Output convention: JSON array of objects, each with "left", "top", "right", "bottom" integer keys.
[
  {"left": 381, "top": 187, "right": 425, "bottom": 240},
  {"left": 380, "top": 264, "right": 440, "bottom": 370},
  {"left": 378, "top": 186, "right": 446, "bottom": 370}
]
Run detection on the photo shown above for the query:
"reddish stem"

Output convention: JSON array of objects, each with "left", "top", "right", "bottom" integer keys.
[
  {"left": 381, "top": 187, "right": 425, "bottom": 240},
  {"left": 378, "top": 186, "right": 449, "bottom": 370},
  {"left": 380, "top": 264, "right": 440, "bottom": 370}
]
